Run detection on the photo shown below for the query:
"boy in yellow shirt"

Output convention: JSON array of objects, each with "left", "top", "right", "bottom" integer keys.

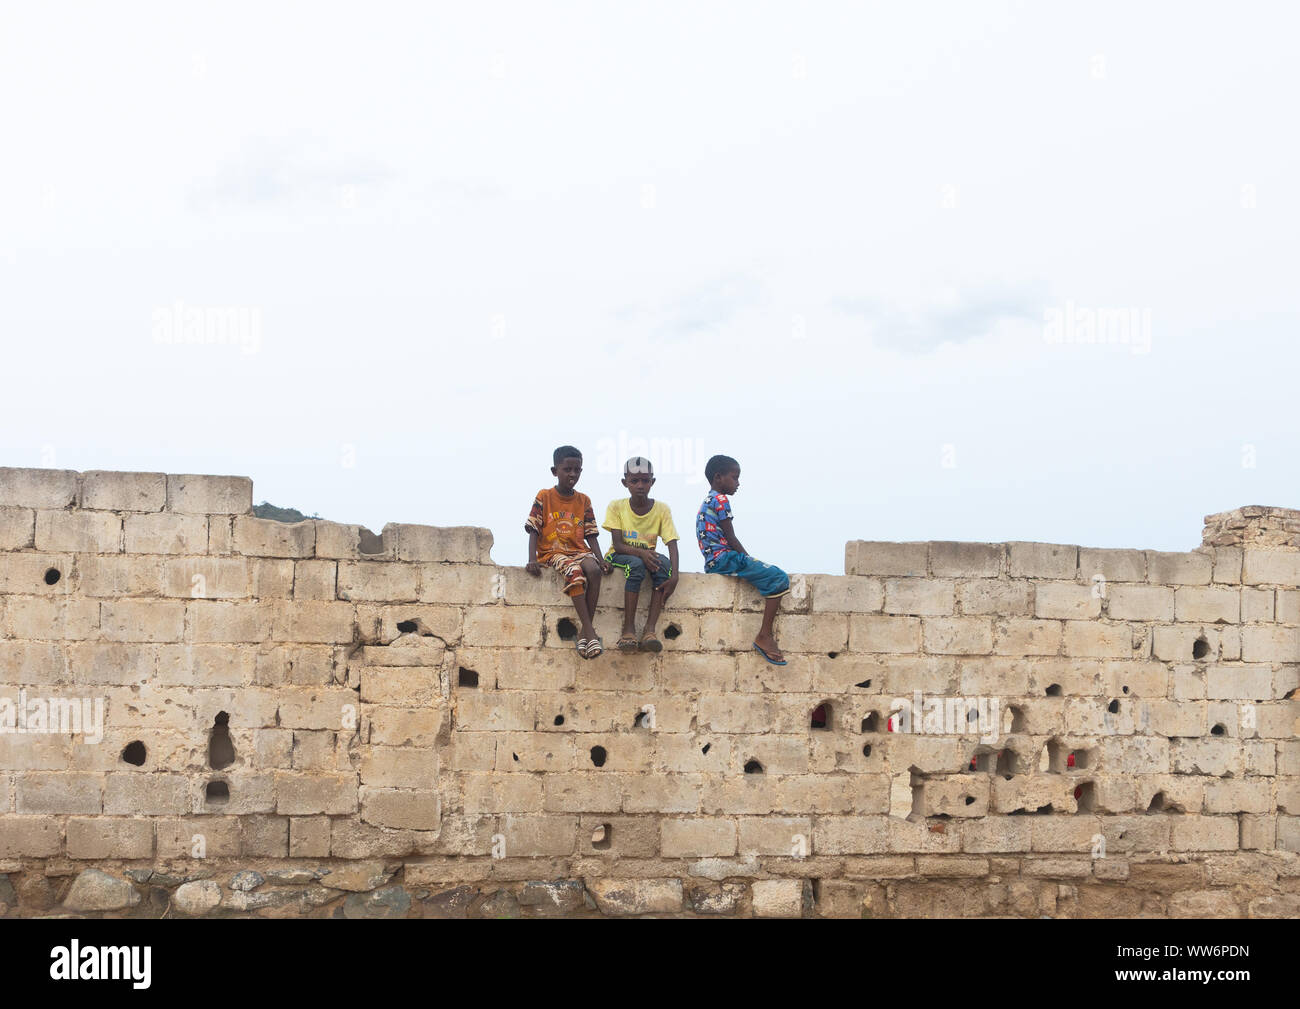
[{"left": 603, "top": 457, "right": 679, "bottom": 652}]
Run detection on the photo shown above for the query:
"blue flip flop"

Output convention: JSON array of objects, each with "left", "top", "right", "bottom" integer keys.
[{"left": 753, "top": 642, "right": 787, "bottom": 666}]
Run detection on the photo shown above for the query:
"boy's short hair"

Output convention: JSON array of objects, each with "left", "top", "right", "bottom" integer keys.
[
  {"left": 553, "top": 445, "right": 583, "bottom": 466},
  {"left": 624, "top": 456, "right": 653, "bottom": 475},
  {"left": 705, "top": 454, "right": 739, "bottom": 482}
]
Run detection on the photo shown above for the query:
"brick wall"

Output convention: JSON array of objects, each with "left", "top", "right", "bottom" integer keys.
[{"left": 0, "top": 467, "right": 1296, "bottom": 917}]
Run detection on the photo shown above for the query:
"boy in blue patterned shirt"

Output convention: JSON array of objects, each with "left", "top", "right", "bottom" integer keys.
[{"left": 696, "top": 454, "right": 790, "bottom": 665}]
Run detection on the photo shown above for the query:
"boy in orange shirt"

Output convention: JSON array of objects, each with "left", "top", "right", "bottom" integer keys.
[{"left": 525, "top": 445, "right": 612, "bottom": 658}]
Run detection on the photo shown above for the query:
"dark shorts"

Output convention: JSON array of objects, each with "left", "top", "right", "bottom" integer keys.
[
  {"left": 607, "top": 552, "right": 673, "bottom": 593},
  {"left": 706, "top": 550, "right": 790, "bottom": 598}
]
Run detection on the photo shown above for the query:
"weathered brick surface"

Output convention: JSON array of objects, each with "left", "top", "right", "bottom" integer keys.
[{"left": 0, "top": 468, "right": 1296, "bottom": 917}]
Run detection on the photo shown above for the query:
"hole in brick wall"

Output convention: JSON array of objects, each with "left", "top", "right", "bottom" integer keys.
[
  {"left": 1108, "top": 699, "right": 1120, "bottom": 714},
  {"left": 512, "top": 752, "right": 519, "bottom": 762},
  {"left": 811, "top": 703, "right": 831, "bottom": 729},
  {"left": 860, "top": 712, "right": 878, "bottom": 733},
  {"left": 862, "top": 743, "right": 872, "bottom": 758},
  {"left": 208, "top": 712, "right": 235, "bottom": 770},
  {"left": 744, "top": 759, "right": 764, "bottom": 774},
  {"left": 996, "top": 748, "right": 1018, "bottom": 778},
  {"left": 554, "top": 715, "right": 565, "bottom": 726},
  {"left": 1074, "top": 782, "right": 1096, "bottom": 811},
  {"left": 1193, "top": 637, "right": 1210, "bottom": 660},
  {"left": 205, "top": 780, "right": 229, "bottom": 805},
  {"left": 968, "top": 751, "right": 992, "bottom": 773},
  {"left": 663, "top": 623, "right": 682, "bottom": 640},
  {"left": 966, "top": 705, "right": 979, "bottom": 725},
  {"left": 396, "top": 620, "right": 418, "bottom": 634},
  {"left": 1035, "top": 804, "right": 1053, "bottom": 814},
  {"left": 701, "top": 743, "right": 712, "bottom": 755},
  {"left": 458, "top": 667, "right": 479, "bottom": 688},
  {"left": 826, "top": 651, "right": 839, "bottom": 659},
  {"left": 1046, "top": 739, "right": 1066, "bottom": 773},
  {"left": 1211, "top": 723, "right": 1226, "bottom": 736},
  {"left": 633, "top": 709, "right": 651, "bottom": 729},
  {"left": 965, "top": 795, "right": 975, "bottom": 805},
  {"left": 592, "top": 824, "right": 611, "bottom": 850},
  {"left": 121, "top": 741, "right": 147, "bottom": 766},
  {"left": 1009, "top": 706, "right": 1027, "bottom": 733},
  {"left": 854, "top": 679, "right": 872, "bottom": 688},
  {"left": 44, "top": 567, "right": 61, "bottom": 585},
  {"left": 590, "top": 746, "right": 607, "bottom": 767},
  {"left": 557, "top": 618, "right": 578, "bottom": 641},
  {"left": 1045, "top": 683, "right": 1062, "bottom": 697},
  {"left": 1147, "top": 791, "right": 1165, "bottom": 813},
  {"left": 357, "top": 528, "right": 385, "bottom": 554},
  {"left": 1122, "top": 685, "right": 1129, "bottom": 694},
  {"left": 909, "top": 768, "right": 925, "bottom": 820}
]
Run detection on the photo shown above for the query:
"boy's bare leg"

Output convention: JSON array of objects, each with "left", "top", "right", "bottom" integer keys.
[
  {"left": 570, "top": 589, "right": 596, "bottom": 641},
  {"left": 644, "top": 587, "right": 667, "bottom": 635},
  {"left": 622, "top": 591, "right": 639, "bottom": 637},
  {"left": 581, "top": 557, "right": 602, "bottom": 635},
  {"left": 755, "top": 595, "right": 783, "bottom": 660}
]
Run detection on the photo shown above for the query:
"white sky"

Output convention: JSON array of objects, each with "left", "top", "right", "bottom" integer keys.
[{"left": 2, "top": 2, "right": 1297, "bottom": 574}]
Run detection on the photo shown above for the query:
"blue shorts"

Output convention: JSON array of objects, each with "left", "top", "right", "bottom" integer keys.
[
  {"left": 706, "top": 550, "right": 790, "bottom": 598},
  {"left": 607, "top": 552, "right": 673, "bottom": 594}
]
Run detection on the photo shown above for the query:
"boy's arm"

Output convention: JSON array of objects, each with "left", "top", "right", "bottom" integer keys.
[
  {"left": 719, "top": 519, "right": 746, "bottom": 556},
  {"left": 661, "top": 539, "right": 680, "bottom": 589},
  {"left": 586, "top": 533, "right": 613, "bottom": 572},
  {"left": 526, "top": 530, "right": 540, "bottom": 574},
  {"left": 610, "top": 530, "right": 656, "bottom": 560}
]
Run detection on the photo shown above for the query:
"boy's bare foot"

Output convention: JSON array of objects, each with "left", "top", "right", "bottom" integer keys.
[{"left": 753, "top": 633, "right": 784, "bottom": 664}]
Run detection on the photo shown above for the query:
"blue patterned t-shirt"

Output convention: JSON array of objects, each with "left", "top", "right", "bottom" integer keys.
[{"left": 696, "top": 490, "right": 734, "bottom": 566}]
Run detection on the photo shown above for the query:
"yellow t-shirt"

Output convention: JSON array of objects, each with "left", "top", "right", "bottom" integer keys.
[{"left": 602, "top": 498, "right": 678, "bottom": 556}]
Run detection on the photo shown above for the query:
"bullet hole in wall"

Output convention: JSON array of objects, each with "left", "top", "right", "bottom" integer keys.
[
  {"left": 44, "top": 568, "right": 61, "bottom": 585},
  {"left": 121, "top": 741, "right": 147, "bottom": 766},
  {"left": 1108, "top": 699, "right": 1120, "bottom": 714},
  {"left": 208, "top": 712, "right": 235, "bottom": 770},
  {"left": 854, "top": 679, "right": 872, "bottom": 688},
  {"left": 1045, "top": 684, "right": 1062, "bottom": 697},
  {"left": 663, "top": 624, "right": 681, "bottom": 640},
  {"left": 1193, "top": 637, "right": 1210, "bottom": 659},
  {"left": 862, "top": 743, "right": 872, "bottom": 758},
  {"left": 205, "top": 780, "right": 229, "bottom": 805},
  {"left": 811, "top": 703, "right": 831, "bottom": 729},
  {"left": 701, "top": 743, "right": 711, "bottom": 755},
  {"left": 861, "top": 712, "right": 878, "bottom": 732},
  {"left": 743, "top": 759, "right": 764, "bottom": 774},
  {"left": 556, "top": 618, "right": 578, "bottom": 640},
  {"left": 1211, "top": 723, "right": 1225, "bottom": 736},
  {"left": 396, "top": 620, "right": 418, "bottom": 633},
  {"left": 826, "top": 651, "right": 839, "bottom": 659},
  {"left": 554, "top": 715, "right": 565, "bottom": 726},
  {"left": 590, "top": 745, "right": 607, "bottom": 767}
]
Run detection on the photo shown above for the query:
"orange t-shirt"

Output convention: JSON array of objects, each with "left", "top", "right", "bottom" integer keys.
[{"left": 525, "top": 487, "right": 598, "bottom": 560}]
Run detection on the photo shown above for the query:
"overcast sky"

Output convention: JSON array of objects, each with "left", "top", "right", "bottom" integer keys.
[{"left": 2, "top": 2, "right": 1297, "bottom": 574}]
